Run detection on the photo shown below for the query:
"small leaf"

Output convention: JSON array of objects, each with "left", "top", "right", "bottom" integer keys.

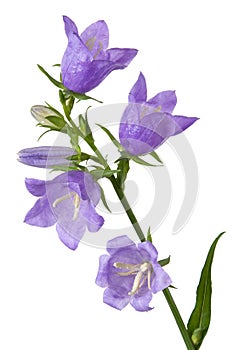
[
  {"left": 146, "top": 227, "right": 152, "bottom": 242},
  {"left": 187, "top": 232, "right": 225, "bottom": 349},
  {"left": 158, "top": 256, "right": 171, "bottom": 267},
  {"left": 37, "top": 64, "right": 64, "bottom": 89},
  {"left": 98, "top": 184, "right": 111, "bottom": 213},
  {"left": 97, "top": 124, "right": 122, "bottom": 149},
  {"left": 64, "top": 90, "right": 102, "bottom": 103},
  {"left": 149, "top": 150, "right": 163, "bottom": 164},
  {"left": 90, "top": 168, "right": 119, "bottom": 180},
  {"left": 45, "top": 116, "right": 66, "bottom": 129},
  {"left": 117, "top": 158, "right": 130, "bottom": 190},
  {"left": 131, "top": 155, "right": 160, "bottom": 167}
]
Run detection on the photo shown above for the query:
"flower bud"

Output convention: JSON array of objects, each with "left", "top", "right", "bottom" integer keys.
[
  {"left": 18, "top": 146, "right": 76, "bottom": 168},
  {"left": 31, "top": 105, "right": 66, "bottom": 129}
]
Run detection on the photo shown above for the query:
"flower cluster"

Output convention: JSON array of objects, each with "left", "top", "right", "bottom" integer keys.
[{"left": 18, "top": 15, "right": 198, "bottom": 312}]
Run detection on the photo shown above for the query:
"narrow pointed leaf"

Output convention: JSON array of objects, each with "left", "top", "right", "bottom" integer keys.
[
  {"left": 37, "top": 64, "right": 64, "bottom": 89},
  {"left": 96, "top": 124, "right": 122, "bottom": 149},
  {"left": 98, "top": 184, "right": 111, "bottom": 213},
  {"left": 45, "top": 116, "right": 66, "bottom": 129},
  {"left": 158, "top": 256, "right": 171, "bottom": 267},
  {"left": 90, "top": 168, "right": 119, "bottom": 180},
  {"left": 149, "top": 150, "right": 163, "bottom": 164},
  {"left": 64, "top": 90, "right": 102, "bottom": 103},
  {"left": 147, "top": 227, "right": 152, "bottom": 242},
  {"left": 187, "top": 232, "right": 225, "bottom": 349}
]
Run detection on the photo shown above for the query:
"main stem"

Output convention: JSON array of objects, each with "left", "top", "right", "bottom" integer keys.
[{"left": 76, "top": 120, "right": 195, "bottom": 350}]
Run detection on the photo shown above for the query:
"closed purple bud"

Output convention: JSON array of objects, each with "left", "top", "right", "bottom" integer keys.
[{"left": 18, "top": 146, "right": 76, "bottom": 168}]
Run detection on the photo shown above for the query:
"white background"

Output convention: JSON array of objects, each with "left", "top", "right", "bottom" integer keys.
[{"left": 1, "top": 0, "right": 244, "bottom": 349}]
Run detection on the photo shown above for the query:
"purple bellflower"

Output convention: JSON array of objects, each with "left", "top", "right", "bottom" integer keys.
[
  {"left": 61, "top": 16, "right": 138, "bottom": 94},
  {"left": 119, "top": 73, "right": 198, "bottom": 156},
  {"left": 24, "top": 171, "right": 104, "bottom": 250},
  {"left": 95, "top": 235, "right": 172, "bottom": 311},
  {"left": 18, "top": 146, "right": 75, "bottom": 168}
]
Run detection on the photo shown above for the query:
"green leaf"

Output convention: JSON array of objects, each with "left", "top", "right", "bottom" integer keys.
[
  {"left": 130, "top": 155, "right": 160, "bottom": 167},
  {"left": 149, "top": 150, "right": 163, "bottom": 164},
  {"left": 98, "top": 184, "right": 111, "bottom": 213},
  {"left": 146, "top": 227, "right": 152, "bottom": 242},
  {"left": 90, "top": 168, "right": 119, "bottom": 180},
  {"left": 187, "top": 232, "right": 225, "bottom": 349},
  {"left": 117, "top": 158, "right": 130, "bottom": 190},
  {"left": 96, "top": 124, "right": 122, "bottom": 149},
  {"left": 158, "top": 256, "right": 171, "bottom": 267},
  {"left": 45, "top": 116, "right": 66, "bottom": 129},
  {"left": 37, "top": 64, "right": 64, "bottom": 89},
  {"left": 64, "top": 90, "right": 102, "bottom": 103}
]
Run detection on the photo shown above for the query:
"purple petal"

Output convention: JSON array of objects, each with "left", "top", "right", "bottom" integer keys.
[
  {"left": 83, "top": 172, "right": 101, "bottom": 206},
  {"left": 81, "top": 201, "right": 104, "bottom": 232},
  {"left": 63, "top": 15, "right": 79, "bottom": 37},
  {"left": 61, "top": 18, "right": 92, "bottom": 92},
  {"left": 25, "top": 178, "right": 46, "bottom": 197},
  {"left": 69, "top": 59, "right": 127, "bottom": 93},
  {"left": 106, "top": 235, "right": 136, "bottom": 254},
  {"left": 80, "top": 20, "right": 109, "bottom": 57},
  {"left": 138, "top": 241, "right": 158, "bottom": 261},
  {"left": 151, "top": 264, "right": 172, "bottom": 293},
  {"left": 128, "top": 72, "right": 147, "bottom": 103},
  {"left": 130, "top": 290, "right": 153, "bottom": 311},
  {"left": 171, "top": 115, "right": 199, "bottom": 135},
  {"left": 56, "top": 224, "right": 80, "bottom": 250},
  {"left": 95, "top": 254, "right": 110, "bottom": 287},
  {"left": 106, "top": 48, "right": 138, "bottom": 66},
  {"left": 103, "top": 287, "right": 130, "bottom": 310},
  {"left": 147, "top": 90, "right": 177, "bottom": 113},
  {"left": 24, "top": 197, "right": 56, "bottom": 227}
]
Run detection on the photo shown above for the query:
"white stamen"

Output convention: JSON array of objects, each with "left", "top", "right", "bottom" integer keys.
[
  {"left": 52, "top": 191, "right": 81, "bottom": 221},
  {"left": 113, "top": 261, "right": 153, "bottom": 296},
  {"left": 52, "top": 193, "right": 74, "bottom": 207}
]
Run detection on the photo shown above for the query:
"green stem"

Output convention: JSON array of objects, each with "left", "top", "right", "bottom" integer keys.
[
  {"left": 163, "top": 289, "right": 196, "bottom": 350},
  {"left": 69, "top": 113, "right": 194, "bottom": 349}
]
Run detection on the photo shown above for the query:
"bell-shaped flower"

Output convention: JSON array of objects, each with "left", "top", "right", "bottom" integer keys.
[
  {"left": 18, "top": 146, "right": 75, "bottom": 168},
  {"left": 61, "top": 16, "right": 138, "bottom": 93},
  {"left": 95, "top": 235, "right": 171, "bottom": 311},
  {"left": 119, "top": 73, "right": 198, "bottom": 156},
  {"left": 24, "top": 171, "right": 104, "bottom": 250}
]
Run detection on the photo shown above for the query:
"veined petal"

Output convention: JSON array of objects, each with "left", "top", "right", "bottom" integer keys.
[
  {"left": 83, "top": 172, "right": 101, "bottom": 206},
  {"left": 95, "top": 254, "right": 110, "bottom": 287},
  {"left": 80, "top": 20, "right": 109, "bottom": 57},
  {"left": 103, "top": 288, "right": 130, "bottom": 310},
  {"left": 24, "top": 197, "right": 56, "bottom": 227},
  {"left": 80, "top": 201, "right": 104, "bottom": 232},
  {"left": 138, "top": 241, "right": 158, "bottom": 261},
  {"left": 56, "top": 224, "right": 80, "bottom": 250},
  {"left": 171, "top": 115, "right": 199, "bottom": 135},
  {"left": 25, "top": 178, "right": 46, "bottom": 197},
  {"left": 128, "top": 72, "right": 147, "bottom": 103},
  {"left": 63, "top": 15, "right": 79, "bottom": 38},
  {"left": 106, "top": 48, "right": 138, "bottom": 66},
  {"left": 151, "top": 264, "right": 172, "bottom": 293},
  {"left": 106, "top": 235, "right": 136, "bottom": 254},
  {"left": 147, "top": 90, "right": 177, "bottom": 113},
  {"left": 130, "top": 290, "right": 153, "bottom": 311}
]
